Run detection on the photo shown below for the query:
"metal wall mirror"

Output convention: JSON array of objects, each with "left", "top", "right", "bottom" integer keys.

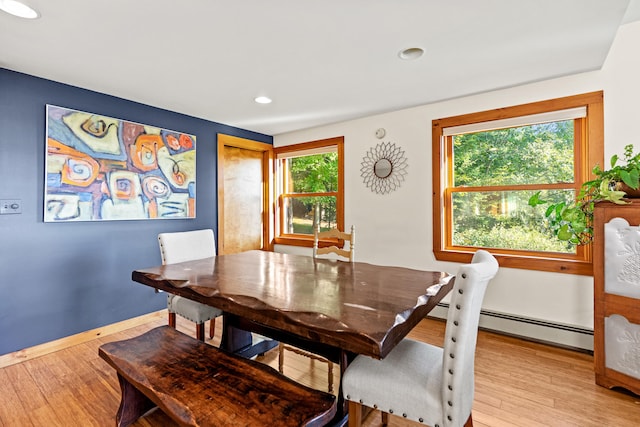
[
  {"left": 374, "top": 158, "right": 393, "bottom": 178},
  {"left": 361, "top": 142, "right": 408, "bottom": 195}
]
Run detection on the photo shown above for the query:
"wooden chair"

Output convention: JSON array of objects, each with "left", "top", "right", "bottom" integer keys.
[
  {"left": 342, "top": 250, "right": 498, "bottom": 427},
  {"left": 158, "top": 229, "right": 223, "bottom": 342},
  {"left": 313, "top": 224, "right": 355, "bottom": 261},
  {"left": 278, "top": 224, "right": 355, "bottom": 393}
]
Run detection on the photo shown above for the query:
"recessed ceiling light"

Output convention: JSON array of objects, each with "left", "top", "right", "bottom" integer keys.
[
  {"left": 398, "top": 47, "right": 424, "bottom": 60},
  {"left": 254, "top": 96, "right": 272, "bottom": 104},
  {"left": 0, "top": 0, "right": 40, "bottom": 19}
]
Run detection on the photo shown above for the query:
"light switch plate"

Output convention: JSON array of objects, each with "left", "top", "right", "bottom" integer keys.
[{"left": 0, "top": 199, "right": 22, "bottom": 214}]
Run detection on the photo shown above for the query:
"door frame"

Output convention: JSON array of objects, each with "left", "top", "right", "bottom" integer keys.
[{"left": 217, "top": 134, "right": 273, "bottom": 254}]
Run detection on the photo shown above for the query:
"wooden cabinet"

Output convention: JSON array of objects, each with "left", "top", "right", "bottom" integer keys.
[{"left": 593, "top": 200, "right": 640, "bottom": 396}]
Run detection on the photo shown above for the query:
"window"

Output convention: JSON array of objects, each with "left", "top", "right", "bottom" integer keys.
[
  {"left": 274, "top": 137, "right": 344, "bottom": 247},
  {"left": 432, "top": 92, "right": 603, "bottom": 275}
]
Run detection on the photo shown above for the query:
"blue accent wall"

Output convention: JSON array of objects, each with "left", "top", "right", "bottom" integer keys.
[{"left": 0, "top": 68, "right": 272, "bottom": 355}]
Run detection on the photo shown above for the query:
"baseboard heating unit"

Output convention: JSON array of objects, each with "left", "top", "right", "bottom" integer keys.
[{"left": 429, "top": 303, "right": 594, "bottom": 353}]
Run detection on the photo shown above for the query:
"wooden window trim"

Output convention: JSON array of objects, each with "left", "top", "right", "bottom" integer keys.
[
  {"left": 432, "top": 92, "right": 604, "bottom": 275},
  {"left": 273, "top": 137, "right": 344, "bottom": 248}
]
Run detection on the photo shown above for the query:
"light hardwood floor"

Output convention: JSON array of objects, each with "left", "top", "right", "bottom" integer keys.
[{"left": 0, "top": 314, "right": 638, "bottom": 426}]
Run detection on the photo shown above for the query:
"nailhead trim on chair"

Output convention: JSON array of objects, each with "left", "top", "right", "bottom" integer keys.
[{"left": 446, "top": 276, "right": 462, "bottom": 426}]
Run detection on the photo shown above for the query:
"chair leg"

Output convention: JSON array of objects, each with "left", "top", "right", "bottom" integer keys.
[
  {"left": 209, "top": 318, "right": 215, "bottom": 339},
  {"left": 195, "top": 323, "right": 205, "bottom": 341},
  {"left": 347, "top": 401, "right": 363, "bottom": 427},
  {"left": 464, "top": 413, "right": 474, "bottom": 427},
  {"left": 168, "top": 312, "right": 176, "bottom": 328},
  {"left": 278, "top": 343, "right": 333, "bottom": 392},
  {"left": 381, "top": 411, "right": 389, "bottom": 426},
  {"left": 278, "top": 342, "right": 285, "bottom": 373}
]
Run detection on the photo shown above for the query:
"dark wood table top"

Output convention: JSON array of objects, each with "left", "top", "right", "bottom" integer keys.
[{"left": 132, "top": 250, "right": 454, "bottom": 359}]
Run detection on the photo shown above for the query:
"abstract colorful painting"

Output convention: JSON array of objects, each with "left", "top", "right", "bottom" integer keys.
[{"left": 45, "top": 105, "right": 196, "bottom": 221}]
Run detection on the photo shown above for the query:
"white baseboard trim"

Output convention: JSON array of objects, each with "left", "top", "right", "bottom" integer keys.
[{"left": 429, "top": 304, "right": 594, "bottom": 352}]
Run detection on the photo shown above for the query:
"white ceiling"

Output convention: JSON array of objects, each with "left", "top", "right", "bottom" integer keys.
[{"left": 1, "top": 0, "right": 639, "bottom": 136}]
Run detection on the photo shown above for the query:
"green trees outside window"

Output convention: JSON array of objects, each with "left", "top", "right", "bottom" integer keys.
[
  {"left": 275, "top": 136, "right": 344, "bottom": 244},
  {"left": 452, "top": 121, "right": 577, "bottom": 253},
  {"left": 433, "top": 92, "right": 602, "bottom": 274},
  {"left": 283, "top": 152, "right": 338, "bottom": 234}
]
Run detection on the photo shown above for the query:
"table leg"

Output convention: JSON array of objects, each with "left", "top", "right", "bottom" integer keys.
[
  {"left": 331, "top": 349, "right": 358, "bottom": 424},
  {"left": 219, "top": 314, "right": 278, "bottom": 358},
  {"left": 220, "top": 314, "right": 253, "bottom": 353}
]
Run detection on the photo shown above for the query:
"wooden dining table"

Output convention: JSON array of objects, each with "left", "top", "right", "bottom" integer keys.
[{"left": 132, "top": 250, "right": 455, "bottom": 424}]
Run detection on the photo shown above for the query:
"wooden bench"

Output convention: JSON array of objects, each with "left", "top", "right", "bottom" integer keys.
[{"left": 98, "top": 326, "right": 337, "bottom": 427}]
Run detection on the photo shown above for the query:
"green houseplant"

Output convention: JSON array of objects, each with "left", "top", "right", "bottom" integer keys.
[{"left": 528, "top": 144, "right": 640, "bottom": 245}]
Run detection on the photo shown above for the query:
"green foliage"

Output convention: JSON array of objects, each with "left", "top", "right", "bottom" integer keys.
[
  {"left": 528, "top": 144, "right": 640, "bottom": 245},
  {"left": 288, "top": 153, "right": 338, "bottom": 229},
  {"left": 451, "top": 121, "right": 576, "bottom": 253},
  {"left": 453, "top": 190, "right": 575, "bottom": 253},
  {"left": 454, "top": 121, "right": 574, "bottom": 186},
  {"left": 592, "top": 143, "right": 640, "bottom": 190},
  {"left": 455, "top": 224, "right": 574, "bottom": 253},
  {"left": 289, "top": 153, "right": 338, "bottom": 193}
]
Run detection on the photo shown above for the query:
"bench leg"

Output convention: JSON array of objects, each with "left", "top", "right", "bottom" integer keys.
[
  {"left": 196, "top": 323, "right": 205, "bottom": 341},
  {"left": 209, "top": 318, "right": 215, "bottom": 339},
  {"left": 115, "top": 373, "right": 156, "bottom": 427}
]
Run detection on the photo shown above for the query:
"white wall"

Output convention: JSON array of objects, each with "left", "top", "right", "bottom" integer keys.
[{"left": 274, "top": 21, "right": 640, "bottom": 336}]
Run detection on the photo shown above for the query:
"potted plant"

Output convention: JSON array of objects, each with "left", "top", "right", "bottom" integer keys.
[{"left": 528, "top": 144, "right": 640, "bottom": 245}]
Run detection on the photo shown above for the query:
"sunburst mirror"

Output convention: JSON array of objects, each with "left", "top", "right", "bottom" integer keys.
[{"left": 360, "top": 142, "right": 408, "bottom": 194}]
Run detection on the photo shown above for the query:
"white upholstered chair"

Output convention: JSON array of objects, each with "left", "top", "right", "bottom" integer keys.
[
  {"left": 158, "top": 229, "right": 223, "bottom": 342},
  {"left": 342, "top": 250, "right": 498, "bottom": 427},
  {"left": 278, "top": 224, "right": 355, "bottom": 393}
]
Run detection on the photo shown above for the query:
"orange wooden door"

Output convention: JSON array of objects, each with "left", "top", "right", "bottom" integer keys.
[{"left": 217, "top": 134, "right": 273, "bottom": 254}]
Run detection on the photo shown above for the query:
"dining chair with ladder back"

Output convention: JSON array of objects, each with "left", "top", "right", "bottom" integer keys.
[
  {"left": 277, "top": 224, "right": 355, "bottom": 393},
  {"left": 342, "top": 250, "right": 498, "bottom": 427},
  {"left": 313, "top": 224, "right": 355, "bottom": 261},
  {"left": 158, "top": 229, "right": 223, "bottom": 342}
]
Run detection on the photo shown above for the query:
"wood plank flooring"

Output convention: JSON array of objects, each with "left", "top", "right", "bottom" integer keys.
[{"left": 0, "top": 314, "right": 638, "bottom": 426}]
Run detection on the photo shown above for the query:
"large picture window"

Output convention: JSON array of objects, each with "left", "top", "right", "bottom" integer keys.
[
  {"left": 432, "top": 92, "right": 603, "bottom": 275},
  {"left": 274, "top": 137, "right": 344, "bottom": 247}
]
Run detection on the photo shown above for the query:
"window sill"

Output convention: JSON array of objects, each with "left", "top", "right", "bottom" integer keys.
[
  {"left": 274, "top": 235, "right": 344, "bottom": 249},
  {"left": 434, "top": 248, "right": 593, "bottom": 276},
  {"left": 274, "top": 235, "right": 314, "bottom": 248}
]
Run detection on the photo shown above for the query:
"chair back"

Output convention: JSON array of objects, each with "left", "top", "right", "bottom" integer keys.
[
  {"left": 313, "top": 225, "right": 355, "bottom": 261},
  {"left": 158, "top": 229, "right": 216, "bottom": 265},
  {"left": 441, "top": 250, "right": 498, "bottom": 427}
]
